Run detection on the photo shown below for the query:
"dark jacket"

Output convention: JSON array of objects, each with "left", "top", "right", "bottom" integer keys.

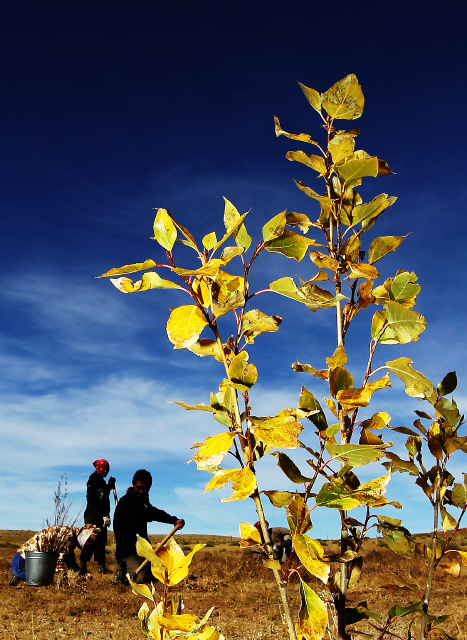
[
  {"left": 113, "top": 487, "right": 178, "bottom": 564},
  {"left": 84, "top": 472, "right": 111, "bottom": 522}
]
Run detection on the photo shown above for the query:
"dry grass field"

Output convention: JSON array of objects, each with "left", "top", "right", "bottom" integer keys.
[{"left": 1, "top": 529, "right": 466, "bottom": 640}]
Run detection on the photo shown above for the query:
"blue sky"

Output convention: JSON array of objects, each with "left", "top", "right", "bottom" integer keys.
[{"left": 1, "top": 0, "right": 467, "bottom": 539}]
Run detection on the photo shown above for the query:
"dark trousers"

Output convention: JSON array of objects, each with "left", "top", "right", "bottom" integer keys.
[
  {"left": 80, "top": 514, "right": 108, "bottom": 565},
  {"left": 118, "top": 554, "right": 153, "bottom": 584}
]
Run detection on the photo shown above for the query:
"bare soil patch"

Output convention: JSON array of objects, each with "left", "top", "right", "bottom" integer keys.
[{"left": 1, "top": 530, "right": 466, "bottom": 639}]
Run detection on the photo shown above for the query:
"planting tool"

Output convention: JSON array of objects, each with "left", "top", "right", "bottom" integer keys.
[
  {"left": 112, "top": 487, "right": 118, "bottom": 505},
  {"left": 132, "top": 522, "right": 183, "bottom": 580}
]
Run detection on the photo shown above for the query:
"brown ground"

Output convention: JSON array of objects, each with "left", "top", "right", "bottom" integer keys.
[{"left": 0, "top": 530, "right": 466, "bottom": 640}]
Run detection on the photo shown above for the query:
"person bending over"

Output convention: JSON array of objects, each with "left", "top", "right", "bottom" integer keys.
[
  {"left": 10, "top": 524, "right": 99, "bottom": 586},
  {"left": 253, "top": 521, "right": 292, "bottom": 564},
  {"left": 80, "top": 458, "right": 116, "bottom": 574},
  {"left": 113, "top": 469, "right": 185, "bottom": 584}
]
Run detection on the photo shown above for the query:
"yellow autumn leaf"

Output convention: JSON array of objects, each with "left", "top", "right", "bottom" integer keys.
[
  {"left": 239, "top": 522, "right": 262, "bottom": 547},
  {"left": 293, "top": 535, "right": 330, "bottom": 584},
  {"left": 98, "top": 259, "right": 157, "bottom": 278},
  {"left": 348, "top": 262, "right": 380, "bottom": 280},
  {"left": 309, "top": 251, "right": 339, "bottom": 271},
  {"left": 109, "top": 271, "right": 184, "bottom": 293},
  {"left": 188, "top": 432, "right": 236, "bottom": 471},
  {"left": 326, "top": 345, "right": 347, "bottom": 368},
  {"left": 187, "top": 339, "right": 224, "bottom": 361},
  {"left": 153, "top": 208, "right": 177, "bottom": 251},
  {"left": 166, "top": 305, "right": 209, "bottom": 349},
  {"left": 172, "top": 259, "right": 225, "bottom": 278},
  {"left": 156, "top": 538, "right": 206, "bottom": 586},
  {"left": 202, "top": 232, "right": 217, "bottom": 250},
  {"left": 204, "top": 467, "right": 257, "bottom": 502},
  {"left": 321, "top": 74, "right": 364, "bottom": 121},
  {"left": 128, "top": 575, "right": 153, "bottom": 600},
  {"left": 249, "top": 413, "right": 302, "bottom": 449},
  {"left": 299, "top": 581, "right": 328, "bottom": 640},
  {"left": 158, "top": 613, "right": 201, "bottom": 632}
]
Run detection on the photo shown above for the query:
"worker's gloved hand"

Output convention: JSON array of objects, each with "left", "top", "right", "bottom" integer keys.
[
  {"left": 175, "top": 518, "right": 185, "bottom": 529},
  {"left": 108, "top": 476, "right": 116, "bottom": 490},
  {"left": 102, "top": 516, "right": 111, "bottom": 528}
]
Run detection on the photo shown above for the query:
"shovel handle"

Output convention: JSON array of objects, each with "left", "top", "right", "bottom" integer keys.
[
  {"left": 112, "top": 487, "right": 118, "bottom": 505},
  {"left": 132, "top": 522, "right": 183, "bottom": 580}
]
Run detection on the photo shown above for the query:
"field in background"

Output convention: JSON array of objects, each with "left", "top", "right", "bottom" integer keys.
[{"left": 1, "top": 529, "right": 467, "bottom": 639}]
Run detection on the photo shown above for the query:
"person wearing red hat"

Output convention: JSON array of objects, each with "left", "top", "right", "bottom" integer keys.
[{"left": 79, "top": 459, "right": 116, "bottom": 574}]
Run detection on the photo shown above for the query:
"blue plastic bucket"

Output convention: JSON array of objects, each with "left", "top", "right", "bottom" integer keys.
[{"left": 25, "top": 551, "right": 58, "bottom": 586}]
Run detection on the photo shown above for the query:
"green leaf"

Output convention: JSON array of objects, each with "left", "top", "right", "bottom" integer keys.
[
  {"left": 98, "top": 259, "right": 157, "bottom": 278},
  {"left": 223, "top": 197, "right": 251, "bottom": 251},
  {"left": 298, "top": 386, "right": 328, "bottom": 433},
  {"left": 350, "top": 193, "right": 396, "bottom": 229},
  {"left": 228, "top": 352, "right": 258, "bottom": 391},
  {"left": 374, "top": 301, "right": 427, "bottom": 345},
  {"left": 242, "top": 309, "right": 282, "bottom": 343},
  {"left": 336, "top": 155, "right": 378, "bottom": 182},
  {"left": 329, "top": 367, "right": 354, "bottom": 398},
  {"left": 270, "top": 276, "right": 347, "bottom": 311},
  {"left": 372, "top": 271, "right": 420, "bottom": 308},
  {"left": 385, "top": 358, "right": 436, "bottom": 402},
  {"left": 321, "top": 74, "right": 364, "bottom": 120},
  {"left": 272, "top": 451, "right": 312, "bottom": 483},
  {"left": 325, "top": 442, "right": 389, "bottom": 466},
  {"left": 286, "top": 150, "right": 326, "bottom": 175},
  {"left": 437, "top": 372, "right": 457, "bottom": 397},
  {"left": 153, "top": 209, "right": 177, "bottom": 251},
  {"left": 298, "top": 82, "right": 322, "bottom": 113},
  {"left": 368, "top": 235, "right": 409, "bottom": 264},
  {"left": 388, "top": 601, "right": 423, "bottom": 619},
  {"left": 316, "top": 483, "right": 361, "bottom": 510},
  {"left": 166, "top": 305, "right": 209, "bottom": 349},
  {"left": 263, "top": 490, "right": 295, "bottom": 508},
  {"left": 435, "top": 397, "right": 461, "bottom": 427},
  {"left": 264, "top": 229, "right": 317, "bottom": 261},
  {"left": 262, "top": 210, "right": 287, "bottom": 242},
  {"left": 377, "top": 518, "right": 414, "bottom": 558},
  {"left": 451, "top": 483, "right": 467, "bottom": 508},
  {"left": 316, "top": 473, "right": 392, "bottom": 510}
]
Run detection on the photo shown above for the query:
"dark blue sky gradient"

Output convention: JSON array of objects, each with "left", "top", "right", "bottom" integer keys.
[{"left": 1, "top": 0, "right": 466, "bottom": 535}]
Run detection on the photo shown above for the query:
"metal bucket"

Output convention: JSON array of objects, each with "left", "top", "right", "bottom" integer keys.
[{"left": 25, "top": 551, "right": 58, "bottom": 586}]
